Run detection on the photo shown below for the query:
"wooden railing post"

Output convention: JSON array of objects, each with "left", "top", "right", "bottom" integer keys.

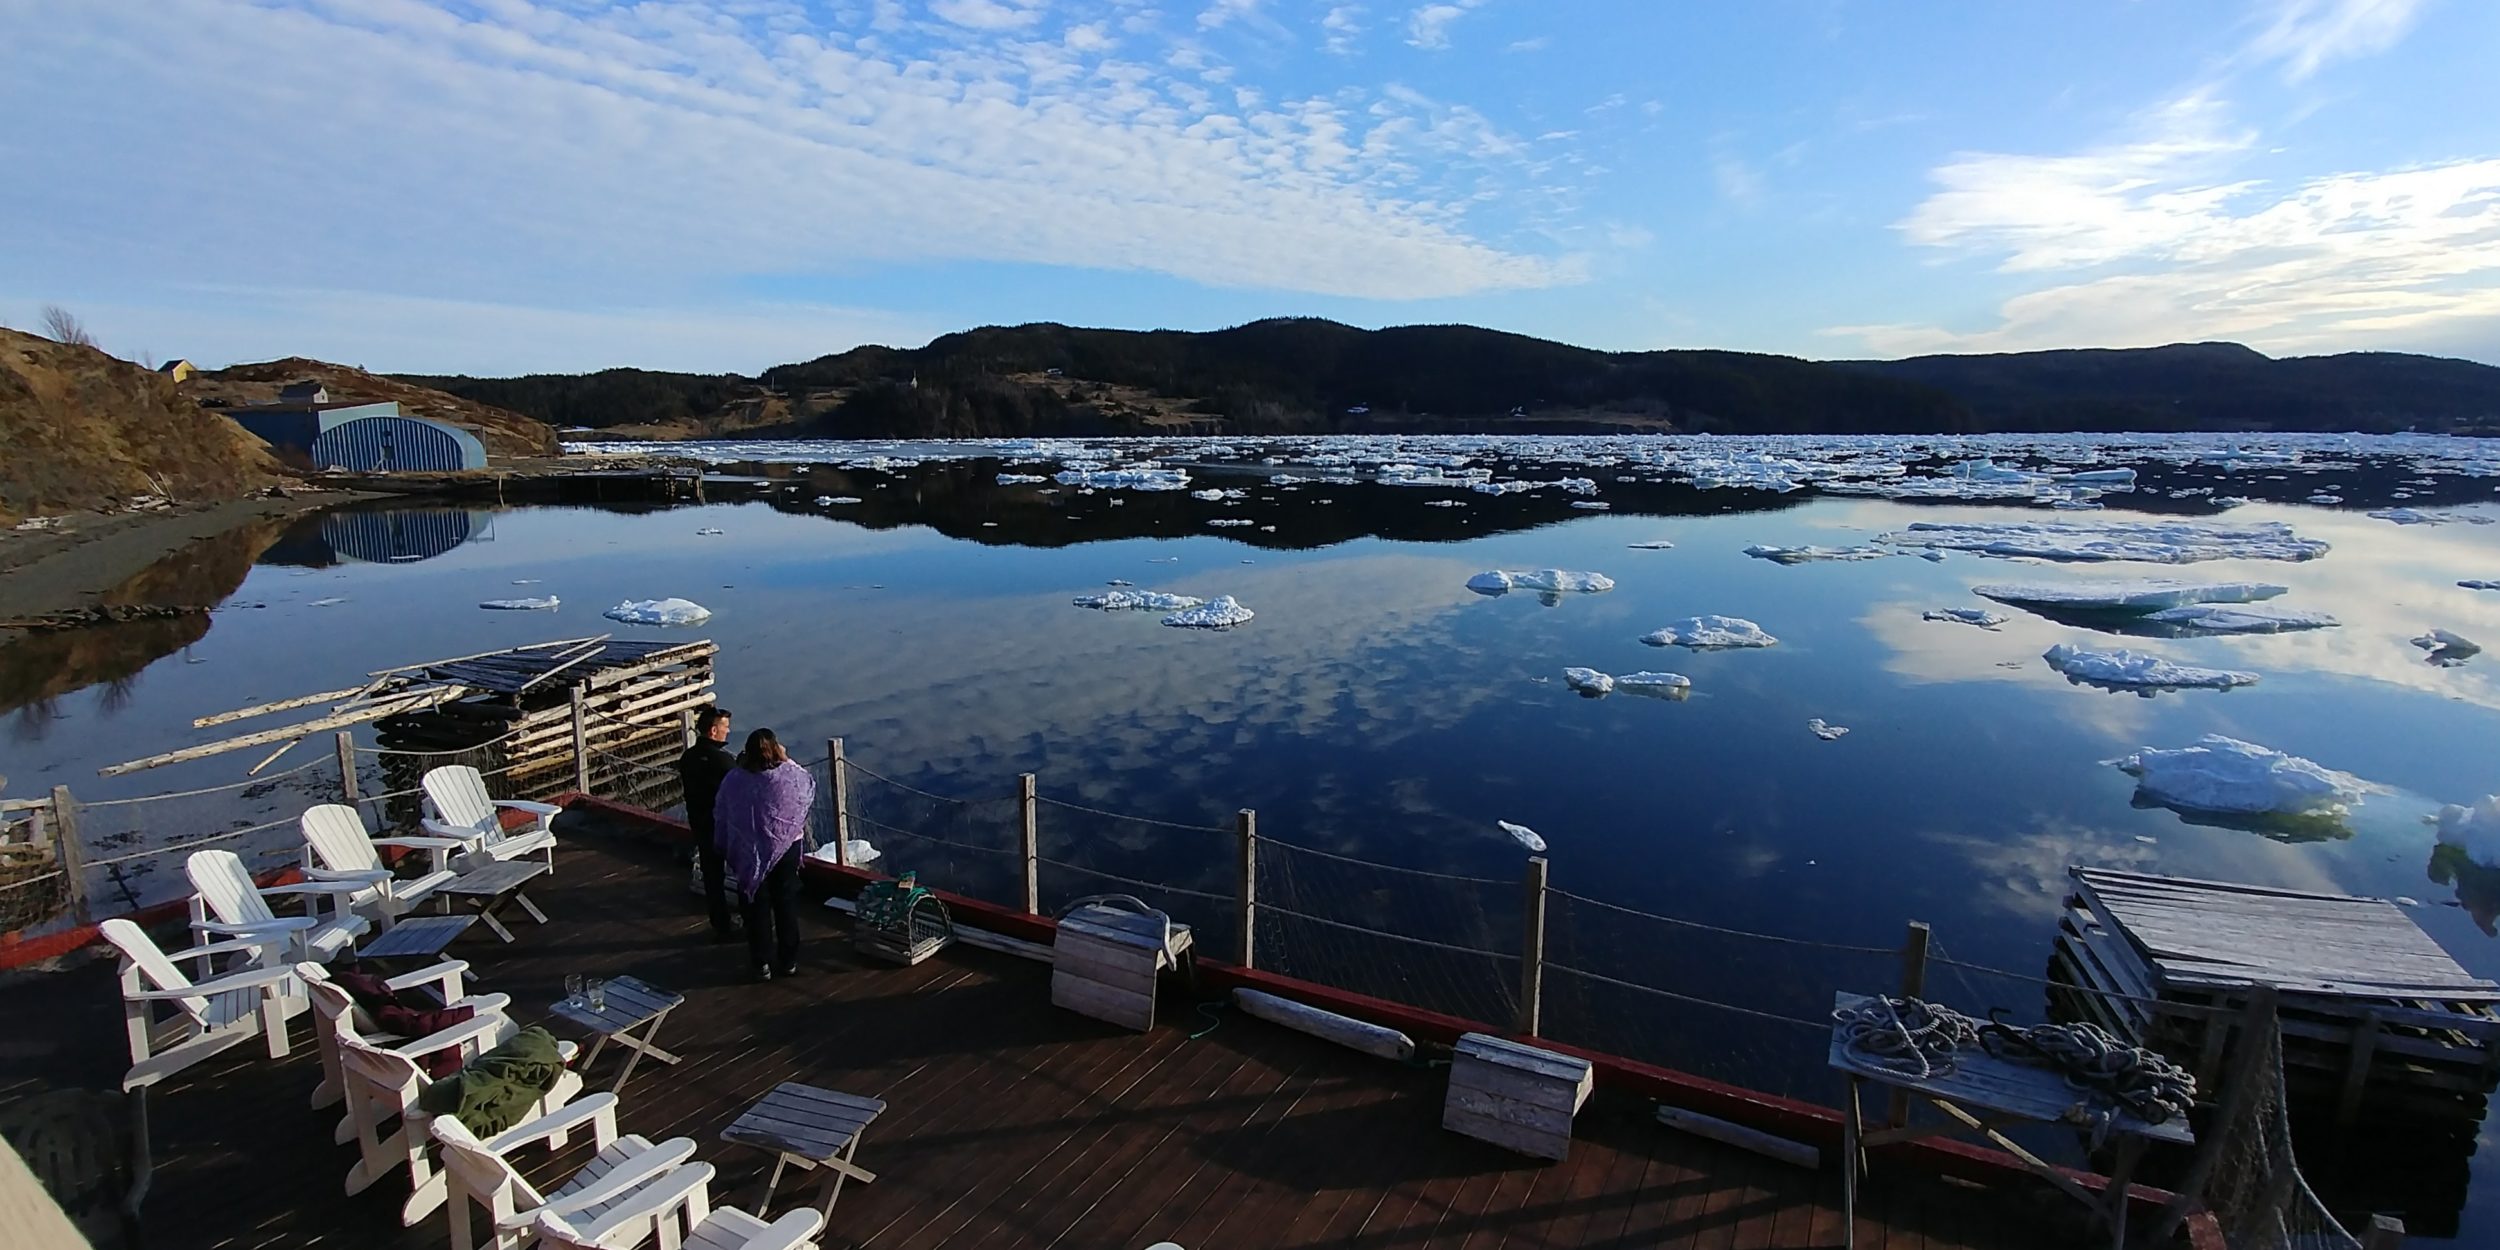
[
  {"left": 335, "top": 730, "right": 358, "bottom": 802},
  {"left": 1019, "top": 774, "right": 1040, "bottom": 915},
  {"left": 828, "top": 738, "right": 850, "bottom": 866},
  {"left": 50, "top": 785, "right": 90, "bottom": 926},
  {"left": 569, "top": 686, "right": 591, "bottom": 795},
  {"left": 681, "top": 708, "right": 697, "bottom": 750},
  {"left": 2149, "top": 986, "right": 2281, "bottom": 1248},
  {"left": 1517, "top": 855, "right": 1549, "bottom": 1036},
  {"left": 1236, "top": 809, "right": 1257, "bottom": 968},
  {"left": 1890, "top": 921, "right": 1932, "bottom": 1127}
]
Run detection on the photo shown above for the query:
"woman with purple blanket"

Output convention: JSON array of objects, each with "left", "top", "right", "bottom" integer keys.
[{"left": 713, "top": 728, "right": 816, "bottom": 981}]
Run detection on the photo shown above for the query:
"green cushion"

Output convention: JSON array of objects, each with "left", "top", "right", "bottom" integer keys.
[{"left": 416, "top": 1025, "right": 567, "bottom": 1135}]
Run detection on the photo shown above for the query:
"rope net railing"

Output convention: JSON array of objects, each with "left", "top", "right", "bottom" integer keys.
[
  {"left": 1033, "top": 794, "right": 1240, "bottom": 961},
  {"left": 838, "top": 764, "right": 1023, "bottom": 904},
  {"left": 1254, "top": 834, "right": 1521, "bottom": 1028}
]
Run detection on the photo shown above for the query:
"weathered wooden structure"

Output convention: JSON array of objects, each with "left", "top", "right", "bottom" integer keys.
[
  {"left": 2054, "top": 867, "right": 2500, "bottom": 1126},
  {"left": 1050, "top": 904, "right": 1194, "bottom": 1032},
  {"left": 1442, "top": 1032, "right": 1594, "bottom": 1162}
]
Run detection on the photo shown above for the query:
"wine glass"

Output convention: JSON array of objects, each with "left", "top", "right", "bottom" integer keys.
[
  {"left": 585, "top": 978, "right": 607, "bottom": 1014},
  {"left": 564, "top": 974, "right": 585, "bottom": 1009}
]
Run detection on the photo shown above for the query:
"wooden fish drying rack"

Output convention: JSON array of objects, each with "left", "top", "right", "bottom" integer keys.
[{"left": 100, "top": 637, "right": 718, "bottom": 780}]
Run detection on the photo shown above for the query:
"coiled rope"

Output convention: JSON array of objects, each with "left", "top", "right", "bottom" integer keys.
[{"left": 1835, "top": 996, "right": 2198, "bottom": 1142}]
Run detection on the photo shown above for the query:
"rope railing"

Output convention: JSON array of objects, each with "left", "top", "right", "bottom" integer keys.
[
  {"left": 847, "top": 761, "right": 1011, "bottom": 806},
  {"left": 1252, "top": 835, "right": 1512, "bottom": 886},
  {"left": 73, "top": 759, "right": 329, "bottom": 807},
  {"left": 81, "top": 814, "right": 301, "bottom": 869},
  {"left": 1034, "top": 855, "right": 1233, "bottom": 904},
  {"left": 1542, "top": 962, "right": 1833, "bottom": 1031},
  {"left": 1032, "top": 793, "right": 1233, "bottom": 835},
  {"left": 1547, "top": 887, "right": 1904, "bottom": 955},
  {"left": 846, "top": 812, "right": 1016, "bottom": 859}
]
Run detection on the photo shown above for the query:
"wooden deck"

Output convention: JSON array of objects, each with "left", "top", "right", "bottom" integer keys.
[{"left": 2, "top": 830, "right": 2100, "bottom": 1250}]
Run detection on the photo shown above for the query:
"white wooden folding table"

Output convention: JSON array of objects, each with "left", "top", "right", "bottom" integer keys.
[
  {"left": 719, "top": 1081, "right": 886, "bottom": 1221},
  {"left": 547, "top": 975, "right": 685, "bottom": 1093}
]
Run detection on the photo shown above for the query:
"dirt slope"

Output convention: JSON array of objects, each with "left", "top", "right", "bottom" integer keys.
[
  {"left": 0, "top": 328, "right": 285, "bottom": 521},
  {"left": 194, "top": 358, "right": 558, "bottom": 457}
]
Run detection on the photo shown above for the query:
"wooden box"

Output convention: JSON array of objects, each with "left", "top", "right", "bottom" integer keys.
[
  {"left": 1442, "top": 1033, "right": 1594, "bottom": 1162},
  {"left": 1051, "top": 906, "right": 1192, "bottom": 1032}
]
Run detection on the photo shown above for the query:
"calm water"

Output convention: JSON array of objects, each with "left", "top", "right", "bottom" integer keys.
[{"left": 9, "top": 439, "right": 2500, "bottom": 1235}]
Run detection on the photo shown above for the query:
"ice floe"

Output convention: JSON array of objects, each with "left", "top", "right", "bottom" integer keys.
[
  {"left": 695, "top": 527, "right": 723, "bottom": 535},
  {"left": 2116, "top": 735, "right": 2371, "bottom": 816},
  {"left": 2414, "top": 629, "right": 2482, "bottom": 665},
  {"left": 996, "top": 473, "right": 1048, "bottom": 484},
  {"left": 1074, "top": 590, "right": 1204, "bottom": 612},
  {"left": 1570, "top": 500, "right": 1611, "bottom": 510},
  {"left": 2432, "top": 796, "right": 2500, "bottom": 867},
  {"left": 604, "top": 598, "right": 713, "bottom": 626},
  {"left": 1922, "top": 608, "right": 2008, "bottom": 628},
  {"left": 1498, "top": 821, "right": 1547, "bottom": 852},
  {"left": 1563, "top": 667, "right": 1615, "bottom": 695},
  {"left": 479, "top": 597, "right": 561, "bottom": 611},
  {"left": 1626, "top": 540, "right": 1676, "bottom": 550},
  {"left": 1743, "top": 544, "right": 1888, "bottom": 564},
  {"left": 1466, "top": 569, "right": 1616, "bottom": 595},
  {"left": 307, "top": 597, "right": 346, "bottom": 607},
  {"left": 1055, "top": 467, "right": 1192, "bottom": 491},
  {"left": 2368, "top": 507, "right": 2493, "bottom": 525},
  {"left": 2141, "top": 604, "right": 2337, "bottom": 633},
  {"left": 1615, "top": 671, "right": 1692, "bottom": 696},
  {"left": 1640, "top": 615, "right": 1776, "bottom": 648},
  {"left": 1878, "top": 520, "right": 2327, "bottom": 564},
  {"left": 2044, "top": 645, "right": 2260, "bottom": 692},
  {"left": 2460, "top": 580, "right": 2500, "bottom": 591},
  {"left": 1973, "top": 580, "right": 2288, "bottom": 613},
  {"left": 1806, "top": 718, "right": 1849, "bottom": 740},
  {"left": 1162, "top": 595, "right": 1254, "bottom": 628},
  {"left": 1206, "top": 518, "right": 1254, "bottom": 527}
]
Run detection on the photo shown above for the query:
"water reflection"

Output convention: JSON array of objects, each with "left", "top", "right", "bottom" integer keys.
[{"left": 260, "top": 505, "right": 494, "bottom": 567}]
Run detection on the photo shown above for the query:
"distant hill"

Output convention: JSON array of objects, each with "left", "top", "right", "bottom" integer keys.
[
  {"left": 401, "top": 319, "right": 2500, "bottom": 441},
  {"left": 0, "top": 328, "right": 284, "bottom": 520},
  {"left": 194, "top": 358, "right": 558, "bottom": 457},
  {"left": 1838, "top": 342, "right": 2500, "bottom": 433}
]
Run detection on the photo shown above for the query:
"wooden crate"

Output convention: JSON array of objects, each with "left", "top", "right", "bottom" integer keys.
[
  {"left": 1051, "top": 906, "right": 1192, "bottom": 1032},
  {"left": 1441, "top": 1033, "right": 1594, "bottom": 1162}
]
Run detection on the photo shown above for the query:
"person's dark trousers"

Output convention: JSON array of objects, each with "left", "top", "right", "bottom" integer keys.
[
  {"left": 697, "top": 822, "right": 734, "bottom": 934},
  {"left": 741, "top": 846, "right": 802, "bottom": 972}
]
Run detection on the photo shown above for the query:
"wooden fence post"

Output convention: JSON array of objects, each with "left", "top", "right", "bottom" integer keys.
[
  {"left": 2148, "top": 986, "right": 2281, "bottom": 1248},
  {"left": 681, "top": 708, "right": 697, "bottom": 750},
  {"left": 1019, "top": 774, "right": 1040, "bottom": 915},
  {"left": 335, "top": 731, "right": 358, "bottom": 802},
  {"left": 828, "top": 738, "right": 850, "bottom": 867},
  {"left": 1517, "top": 855, "right": 1549, "bottom": 1036},
  {"left": 49, "top": 785, "right": 90, "bottom": 926},
  {"left": 1236, "top": 809, "right": 1257, "bottom": 969},
  {"left": 569, "top": 686, "right": 591, "bottom": 795},
  {"left": 1890, "top": 921, "right": 1932, "bottom": 1128}
]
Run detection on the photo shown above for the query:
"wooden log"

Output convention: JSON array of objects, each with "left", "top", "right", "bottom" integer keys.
[
  {"left": 1236, "top": 809, "right": 1257, "bottom": 969},
  {"left": 191, "top": 685, "right": 368, "bottom": 728},
  {"left": 1517, "top": 855, "right": 1548, "bottom": 1036},
  {"left": 49, "top": 786, "right": 89, "bottom": 926},
  {"left": 99, "top": 688, "right": 464, "bottom": 775},
  {"left": 1019, "top": 774, "right": 1039, "bottom": 916},
  {"left": 1231, "top": 988, "right": 1414, "bottom": 1062},
  {"left": 1654, "top": 1105, "right": 1820, "bottom": 1170}
]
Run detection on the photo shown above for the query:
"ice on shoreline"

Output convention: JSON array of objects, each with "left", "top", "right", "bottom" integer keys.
[
  {"left": 1641, "top": 615, "right": 1776, "bottom": 648},
  {"left": 1074, "top": 590, "right": 1204, "bottom": 612},
  {"left": 1743, "top": 544, "right": 1888, "bottom": 564},
  {"left": 1467, "top": 569, "right": 1616, "bottom": 595},
  {"left": 1879, "top": 520, "right": 2327, "bottom": 564},
  {"left": 1923, "top": 608, "right": 2008, "bottom": 629},
  {"left": 1974, "top": 580, "right": 2288, "bottom": 613},
  {"left": 2141, "top": 604, "right": 2338, "bottom": 633},
  {"left": 605, "top": 598, "right": 712, "bottom": 626},
  {"left": 1162, "top": 595, "right": 1254, "bottom": 628},
  {"left": 2116, "top": 735, "right": 2371, "bottom": 816},
  {"left": 2044, "top": 645, "right": 2259, "bottom": 692},
  {"left": 479, "top": 596, "right": 560, "bottom": 611}
]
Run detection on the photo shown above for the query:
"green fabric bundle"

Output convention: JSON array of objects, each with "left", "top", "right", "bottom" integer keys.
[{"left": 416, "top": 1025, "right": 568, "bottom": 1135}]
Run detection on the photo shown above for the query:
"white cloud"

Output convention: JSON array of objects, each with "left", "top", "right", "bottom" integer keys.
[
  {"left": 1405, "top": 0, "right": 1486, "bottom": 50},
  {"left": 1196, "top": 0, "right": 1260, "bottom": 30},
  {"left": 0, "top": 0, "right": 1571, "bottom": 363},
  {"left": 1836, "top": 91, "right": 2500, "bottom": 357},
  {"left": 2245, "top": 0, "right": 2427, "bottom": 81},
  {"left": 1320, "top": 4, "right": 1364, "bottom": 55},
  {"left": 1505, "top": 36, "right": 1549, "bottom": 53}
]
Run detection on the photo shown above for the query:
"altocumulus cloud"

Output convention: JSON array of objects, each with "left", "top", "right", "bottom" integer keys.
[{"left": 0, "top": 0, "right": 1574, "bottom": 317}]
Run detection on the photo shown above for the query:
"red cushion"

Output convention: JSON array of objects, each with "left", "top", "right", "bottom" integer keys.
[
  {"left": 328, "top": 968, "right": 399, "bottom": 1011},
  {"left": 374, "top": 1003, "right": 477, "bottom": 1078}
]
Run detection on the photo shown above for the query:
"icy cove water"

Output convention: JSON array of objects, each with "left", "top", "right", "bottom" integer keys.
[{"left": 10, "top": 434, "right": 2500, "bottom": 1237}]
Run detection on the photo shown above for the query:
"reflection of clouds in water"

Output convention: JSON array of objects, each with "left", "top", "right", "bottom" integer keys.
[
  {"left": 1924, "top": 819, "right": 2356, "bottom": 922},
  {"left": 1856, "top": 597, "right": 2164, "bottom": 745}
]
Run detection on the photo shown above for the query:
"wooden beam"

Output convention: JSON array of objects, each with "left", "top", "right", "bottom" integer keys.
[
  {"left": 99, "top": 688, "right": 465, "bottom": 776},
  {"left": 1517, "top": 855, "right": 1548, "bottom": 1036},
  {"left": 1236, "top": 809, "right": 1257, "bottom": 970},
  {"left": 190, "top": 685, "right": 368, "bottom": 729},
  {"left": 570, "top": 686, "right": 591, "bottom": 795},
  {"left": 1019, "top": 774, "right": 1039, "bottom": 916},
  {"left": 49, "top": 786, "right": 88, "bottom": 926}
]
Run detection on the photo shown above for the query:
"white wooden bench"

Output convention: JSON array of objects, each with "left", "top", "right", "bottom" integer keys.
[
  {"left": 1442, "top": 1033, "right": 1594, "bottom": 1162},
  {"left": 1050, "top": 905, "right": 1192, "bottom": 1032}
]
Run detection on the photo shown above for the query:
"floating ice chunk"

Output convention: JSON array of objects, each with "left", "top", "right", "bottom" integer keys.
[
  {"left": 1106, "top": 579, "right": 1133, "bottom": 586},
  {"left": 996, "top": 473, "right": 1048, "bottom": 484},
  {"left": 2045, "top": 645, "right": 2259, "bottom": 692},
  {"left": 1570, "top": 500, "right": 1612, "bottom": 510},
  {"left": 1498, "top": 821, "right": 1547, "bottom": 852},
  {"left": 1425, "top": 500, "right": 1466, "bottom": 507},
  {"left": 1743, "top": 544, "right": 1888, "bottom": 565},
  {"left": 1074, "top": 590, "right": 1204, "bottom": 612},
  {"left": 1466, "top": 569, "right": 1616, "bottom": 595},
  {"left": 1147, "top": 556, "right": 1180, "bottom": 564},
  {"left": 2142, "top": 604, "right": 2338, "bottom": 633},
  {"left": 1206, "top": 518, "right": 1255, "bottom": 527},
  {"left": 825, "top": 496, "right": 863, "bottom": 505},
  {"left": 1806, "top": 719, "right": 1849, "bottom": 740},
  {"left": 1641, "top": 615, "right": 1776, "bottom": 648},
  {"left": 2062, "top": 468, "right": 2139, "bottom": 485},
  {"left": 1879, "top": 520, "right": 2327, "bottom": 564},
  {"left": 1162, "top": 595, "right": 1253, "bottom": 628},
  {"left": 813, "top": 496, "right": 834, "bottom": 505},
  {"left": 1188, "top": 488, "right": 1233, "bottom": 501},
  {"left": 1626, "top": 540, "right": 1676, "bottom": 550},
  {"left": 1614, "top": 671, "right": 1692, "bottom": 697},
  {"left": 1974, "top": 581, "right": 2288, "bottom": 613},
  {"left": 2307, "top": 494, "right": 2344, "bottom": 504},
  {"left": 1923, "top": 608, "right": 2008, "bottom": 628},
  {"left": 1562, "top": 667, "right": 1614, "bottom": 695},
  {"left": 479, "top": 596, "right": 560, "bottom": 611},
  {"left": 2214, "top": 497, "right": 2253, "bottom": 509},
  {"left": 2413, "top": 629, "right": 2481, "bottom": 665},
  {"left": 307, "top": 597, "right": 347, "bottom": 607},
  {"left": 511, "top": 579, "right": 542, "bottom": 585},
  {"left": 2432, "top": 796, "right": 2500, "bottom": 867},
  {"left": 1951, "top": 458, "right": 2046, "bottom": 484},
  {"left": 1917, "top": 551, "right": 1947, "bottom": 562},
  {"left": 1056, "top": 467, "right": 1192, "bottom": 491},
  {"left": 2461, "top": 580, "right": 2500, "bottom": 591},
  {"left": 2115, "top": 735, "right": 2370, "bottom": 815},
  {"left": 604, "top": 598, "right": 713, "bottom": 626},
  {"left": 695, "top": 526, "right": 723, "bottom": 535}
]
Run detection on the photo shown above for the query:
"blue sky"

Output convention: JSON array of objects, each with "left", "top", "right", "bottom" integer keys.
[{"left": 3, "top": 0, "right": 2496, "bottom": 373}]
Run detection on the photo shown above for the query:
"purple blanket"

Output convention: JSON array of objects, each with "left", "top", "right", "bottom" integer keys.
[{"left": 715, "top": 760, "right": 817, "bottom": 900}]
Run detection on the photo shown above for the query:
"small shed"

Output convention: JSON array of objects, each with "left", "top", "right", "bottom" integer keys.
[
  {"left": 278, "top": 381, "right": 329, "bottom": 404},
  {"left": 157, "top": 359, "right": 196, "bottom": 383}
]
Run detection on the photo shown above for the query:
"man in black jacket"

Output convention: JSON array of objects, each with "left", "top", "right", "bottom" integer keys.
[{"left": 679, "top": 705, "right": 737, "bottom": 937}]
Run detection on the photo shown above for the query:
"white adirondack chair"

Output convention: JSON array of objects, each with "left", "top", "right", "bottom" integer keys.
[
  {"left": 185, "top": 848, "right": 370, "bottom": 964},
  {"left": 422, "top": 766, "right": 561, "bottom": 872},
  {"left": 529, "top": 1161, "right": 824, "bottom": 1250},
  {"left": 301, "top": 803, "right": 465, "bottom": 927},
  {"left": 337, "top": 1013, "right": 585, "bottom": 1224},
  {"left": 100, "top": 918, "right": 301, "bottom": 1091},
  {"left": 299, "top": 960, "right": 513, "bottom": 1118},
  {"left": 431, "top": 1095, "right": 697, "bottom": 1250}
]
